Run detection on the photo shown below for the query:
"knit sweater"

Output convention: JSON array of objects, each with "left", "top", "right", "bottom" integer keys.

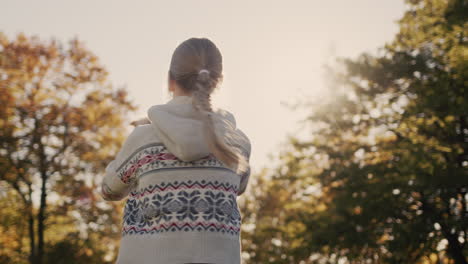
[{"left": 99, "top": 95, "right": 251, "bottom": 264}]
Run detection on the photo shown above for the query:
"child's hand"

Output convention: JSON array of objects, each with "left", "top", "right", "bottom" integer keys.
[{"left": 130, "top": 118, "right": 151, "bottom": 126}]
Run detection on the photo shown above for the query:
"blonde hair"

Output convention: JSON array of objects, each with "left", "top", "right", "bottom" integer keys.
[{"left": 168, "top": 37, "right": 248, "bottom": 175}]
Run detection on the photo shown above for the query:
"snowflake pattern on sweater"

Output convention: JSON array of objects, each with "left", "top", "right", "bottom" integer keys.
[
  {"left": 115, "top": 143, "right": 246, "bottom": 237},
  {"left": 122, "top": 180, "right": 241, "bottom": 236}
]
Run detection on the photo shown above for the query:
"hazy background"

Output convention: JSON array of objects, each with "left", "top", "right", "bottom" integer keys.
[
  {"left": 3, "top": 1, "right": 466, "bottom": 263},
  {"left": 1, "top": 0, "right": 407, "bottom": 173}
]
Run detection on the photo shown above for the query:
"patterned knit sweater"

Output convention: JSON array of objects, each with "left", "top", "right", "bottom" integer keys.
[{"left": 99, "top": 95, "right": 251, "bottom": 264}]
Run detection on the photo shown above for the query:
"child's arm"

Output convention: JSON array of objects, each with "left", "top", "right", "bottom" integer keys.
[
  {"left": 100, "top": 127, "right": 142, "bottom": 201},
  {"left": 100, "top": 160, "right": 138, "bottom": 201}
]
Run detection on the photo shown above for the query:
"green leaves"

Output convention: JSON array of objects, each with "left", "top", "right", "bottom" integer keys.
[{"left": 241, "top": 0, "right": 467, "bottom": 263}]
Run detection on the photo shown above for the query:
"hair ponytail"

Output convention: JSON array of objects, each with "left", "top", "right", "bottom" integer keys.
[
  {"left": 168, "top": 38, "right": 248, "bottom": 175},
  {"left": 191, "top": 70, "right": 248, "bottom": 174}
]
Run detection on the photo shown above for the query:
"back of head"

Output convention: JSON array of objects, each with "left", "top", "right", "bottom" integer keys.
[{"left": 168, "top": 37, "right": 248, "bottom": 175}]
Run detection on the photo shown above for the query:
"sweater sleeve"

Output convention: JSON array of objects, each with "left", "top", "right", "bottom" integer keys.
[
  {"left": 235, "top": 129, "right": 251, "bottom": 196},
  {"left": 100, "top": 127, "right": 142, "bottom": 201}
]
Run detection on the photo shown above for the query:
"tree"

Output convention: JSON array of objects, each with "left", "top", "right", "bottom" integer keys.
[
  {"left": 0, "top": 182, "right": 29, "bottom": 263},
  {"left": 0, "top": 32, "right": 136, "bottom": 264},
  {"left": 297, "top": 0, "right": 467, "bottom": 262},
  {"left": 239, "top": 164, "right": 319, "bottom": 264},
  {"left": 241, "top": 0, "right": 467, "bottom": 263}
]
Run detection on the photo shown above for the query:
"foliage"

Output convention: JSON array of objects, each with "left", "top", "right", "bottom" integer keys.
[
  {"left": 241, "top": 0, "right": 467, "bottom": 263},
  {"left": 0, "top": 32, "right": 136, "bottom": 264}
]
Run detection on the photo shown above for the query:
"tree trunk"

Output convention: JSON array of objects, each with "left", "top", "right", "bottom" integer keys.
[
  {"left": 27, "top": 202, "right": 36, "bottom": 264},
  {"left": 36, "top": 172, "right": 48, "bottom": 264},
  {"left": 10, "top": 180, "right": 36, "bottom": 264},
  {"left": 35, "top": 120, "right": 48, "bottom": 264}
]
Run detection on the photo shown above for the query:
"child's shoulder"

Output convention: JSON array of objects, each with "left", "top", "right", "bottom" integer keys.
[{"left": 122, "top": 124, "right": 161, "bottom": 153}]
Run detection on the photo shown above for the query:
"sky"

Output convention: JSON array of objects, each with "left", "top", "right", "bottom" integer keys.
[{"left": 1, "top": 0, "right": 407, "bottom": 174}]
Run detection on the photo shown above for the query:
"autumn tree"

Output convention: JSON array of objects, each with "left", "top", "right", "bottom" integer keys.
[
  {"left": 0, "top": 32, "right": 136, "bottom": 264},
  {"left": 241, "top": 0, "right": 467, "bottom": 263}
]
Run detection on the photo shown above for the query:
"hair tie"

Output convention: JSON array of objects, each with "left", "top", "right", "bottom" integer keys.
[
  {"left": 199, "top": 69, "right": 209, "bottom": 75},
  {"left": 197, "top": 69, "right": 210, "bottom": 83}
]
